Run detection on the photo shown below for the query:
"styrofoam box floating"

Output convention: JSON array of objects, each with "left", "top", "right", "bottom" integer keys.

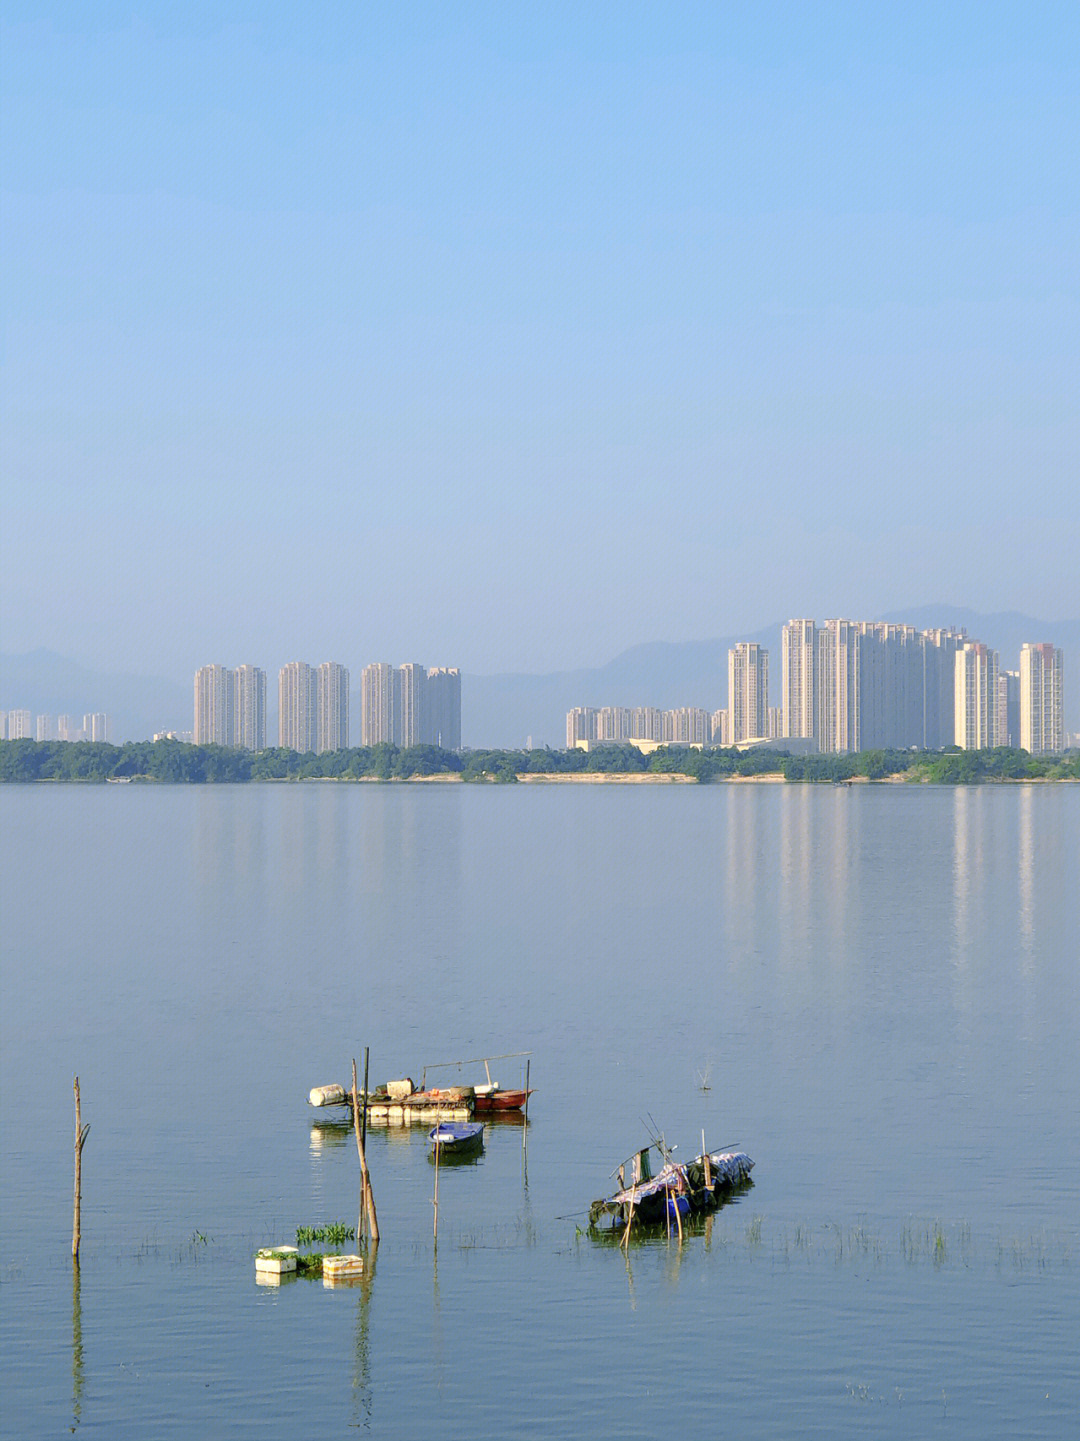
[
  {"left": 322, "top": 1254, "right": 364, "bottom": 1285},
  {"left": 255, "top": 1246, "right": 299, "bottom": 1275}
]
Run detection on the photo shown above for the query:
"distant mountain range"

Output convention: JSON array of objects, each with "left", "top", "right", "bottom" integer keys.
[{"left": 2, "top": 607, "right": 1077, "bottom": 748}]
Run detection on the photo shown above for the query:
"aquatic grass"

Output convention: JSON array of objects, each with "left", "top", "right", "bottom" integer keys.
[{"left": 296, "top": 1223, "right": 355, "bottom": 1246}]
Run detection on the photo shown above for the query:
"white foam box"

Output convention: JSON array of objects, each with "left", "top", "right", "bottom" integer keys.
[
  {"left": 255, "top": 1246, "right": 299, "bottom": 1275},
  {"left": 322, "top": 1253, "right": 364, "bottom": 1284}
]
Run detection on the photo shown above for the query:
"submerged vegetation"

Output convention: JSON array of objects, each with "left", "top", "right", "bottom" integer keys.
[
  {"left": 2, "top": 737, "right": 1077, "bottom": 785},
  {"left": 295, "top": 1223, "right": 355, "bottom": 1246}
]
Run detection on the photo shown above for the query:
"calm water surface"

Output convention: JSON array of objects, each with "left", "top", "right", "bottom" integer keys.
[{"left": 1, "top": 782, "right": 1077, "bottom": 1438}]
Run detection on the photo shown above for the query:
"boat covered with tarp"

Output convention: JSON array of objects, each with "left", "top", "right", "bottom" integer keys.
[{"left": 589, "top": 1142, "right": 754, "bottom": 1234}]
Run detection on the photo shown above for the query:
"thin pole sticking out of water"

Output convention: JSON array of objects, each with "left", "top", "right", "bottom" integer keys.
[
  {"left": 351, "top": 1058, "right": 379, "bottom": 1244},
  {"left": 522, "top": 1058, "right": 530, "bottom": 1179},
  {"left": 72, "top": 1077, "right": 90, "bottom": 1261},
  {"left": 432, "top": 1110, "right": 441, "bottom": 1244},
  {"left": 361, "top": 1048, "right": 370, "bottom": 1155}
]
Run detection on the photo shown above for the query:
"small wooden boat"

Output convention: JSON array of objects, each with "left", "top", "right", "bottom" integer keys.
[
  {"left": 429, "top": 1120, "right": 485, "bottom": 1156},
  {"left": 472, "top": 1083, "right": 533, "bottom": 1113}
]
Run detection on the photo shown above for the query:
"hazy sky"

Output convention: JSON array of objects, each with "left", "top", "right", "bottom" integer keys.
[{"left": 3, "top": 2, "right": 1078, "bottom": 680}]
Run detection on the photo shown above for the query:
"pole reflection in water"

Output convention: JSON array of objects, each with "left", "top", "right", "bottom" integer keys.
[
  {"left": 350, "top": 1250, "right": 376, "bottom": 1431},
  {"left": 71, "top": 1261, "right": 84, "bottom": 1432}
]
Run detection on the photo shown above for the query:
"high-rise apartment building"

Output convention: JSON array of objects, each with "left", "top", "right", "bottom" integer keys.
[
  {"left": 817, "top": 620, "right": 862, "bottom": 753},
  {"left": 396, "top": 663, "right": 426, "bottom": 748},
  {"left": 596, "top": 707, "right": 631, "bottom": 741},
  {"left": 279, "top": 662, "right": 317, "bottom": 753},
  {"left": 781, "top": 619, "right": 817, "bottom": 744},
  {"left": 426, "top": 668, "right": 461, "bottom": 749},
  {"left": 194, "top": 666, "right": 233, "bottom": 746},
  {"left": 316, "top": 663, "right": 350, "bottom": 753},
  {"left": 728, "top": 643, "right": 769, "bottom": 743},
  {"left": 711, "top": 709, "right": 730, "bottom": 746},
  {"left": 361, "top": 663, "right": 396, "bottom": 745},
  {"left": 919, "top": 628, "right": 967, "bottom": 749},
  {"left": 6, "top": 709, "right": 32, "bottom": 739},
  {"left": 1019, "top": 643, "right": 1064, "bottom": 754},
  {"left": 630, "top": 707, "right": 663, "bottom": 741},
  {"left": 83, "top": 713, "right": 112, "bottom": 742},
  {"left": 665, "top": 707, "right": 710, "bottom": 744},
  {"left": 955, "top": 643, "right": 999, "bottom": 750},
  {"left": 36, "top": 715, "right": 56, "bottom": 741},
  {"left": 567, "top": 707, "right": 597, "bottom": 746},
  {"left": 997, "top": 670, "right": 1020, "bottom": 749},
  {"left": 234, "top": 666, "right": 267, "bottom": 750}
]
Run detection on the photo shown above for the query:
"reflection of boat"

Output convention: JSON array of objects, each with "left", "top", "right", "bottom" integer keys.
[
  {"left": 429, "top": 1121, "right": 484, "bottom": 1157},
  {"left": 589, "top": 1143, "right": 753, "bottom": 1233},
  {"left": 476, "top": 1107, "right": 527, "bottom": 1128}
]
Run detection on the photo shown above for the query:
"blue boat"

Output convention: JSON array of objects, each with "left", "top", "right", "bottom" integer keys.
[{"left": 428, "top": 1120, "right": 485, "bottom": 1157}]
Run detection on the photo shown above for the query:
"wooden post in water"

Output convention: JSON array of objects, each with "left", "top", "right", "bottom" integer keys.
[
  {"left": 702, "top": 1130, "right": 712, "bottom": 1191},
  {"left": 351, "top": 1058, "right": 379, "bottom": 1244},
  {"left": 361, "top": 1048, "right": 370, "bottom": 1154},
  {"left": 72, "top": 1077, "right": 90, "bottom": 1261}
]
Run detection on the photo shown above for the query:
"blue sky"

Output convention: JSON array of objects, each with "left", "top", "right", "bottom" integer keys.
[{"left": 2, "top": 2, "right": 1077, "bottom": 680}]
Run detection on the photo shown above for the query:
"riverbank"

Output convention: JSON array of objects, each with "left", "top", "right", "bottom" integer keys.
[{"left": 3, "top": 738, "right": 1077, "bottom": 786}]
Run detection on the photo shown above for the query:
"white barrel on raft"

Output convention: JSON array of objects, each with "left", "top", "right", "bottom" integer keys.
[{"left": 308, "top": 1084, "right": 346, "bottom": 1107}]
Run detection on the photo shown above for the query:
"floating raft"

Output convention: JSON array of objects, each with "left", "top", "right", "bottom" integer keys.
[
  {"left": 589, "top": 1150, "right": 754, "bottom": 1231},
  {"left": 308, "top": 1082, "right": 474, "bottom": 1125}
]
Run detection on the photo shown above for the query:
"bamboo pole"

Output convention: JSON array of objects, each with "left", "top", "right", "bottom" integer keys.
[
  {"left": 72, "top": 1077, "right": 89, "bottom": 1261},
  {"left": 361, "top": 1048, "right": 370, "bottom": 1154},
  {"left": 620, "top": 1189, "right": 635, "bottom": 1249},
  {"left": 351, "top": 1059, "right": 379, "bottom": 1244},
  {"left": 522, "top": 1058, "right": 531, "bottom": 1175}
]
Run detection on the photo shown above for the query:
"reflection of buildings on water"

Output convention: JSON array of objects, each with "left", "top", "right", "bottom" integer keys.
[
  {"left": 192, "top": 784, "right": 269, "bottom": 894},
  {"left": 951, "top": 786, "right": 975, "bottom": 963},
  {"left": 778, "top": 785, "right": 813, "bottom": 970},
  {"left": 1018, "top": 784, "right": 1035, "bottom": 974}
]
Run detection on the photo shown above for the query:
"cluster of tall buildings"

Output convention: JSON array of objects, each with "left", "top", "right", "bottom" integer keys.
[
  {"left": 775, "top": 623, "right": 1064, "bottom": 755},
  {"left": 192, "top": 662, "right": 461, "bottom": 753},
  {"left": 358, "top": 664, "right": 461, "bottom": 749},
  {"left": 567, "top": 622, "right": 1066, "bottom": 755},
  {"left": 568, "top": 705, "right": 724, "bottom": 748},
  {"left": 2, "top": 711, "right": 112, "bottom": 743}
]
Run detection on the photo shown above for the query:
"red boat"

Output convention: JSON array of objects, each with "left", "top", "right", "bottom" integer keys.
[
  {"left": 421, "top": 1052, "right": 534, "bottom": 1115},
  {"left": 472, "top": 1084, "right": 534, "bottom": 1113}
]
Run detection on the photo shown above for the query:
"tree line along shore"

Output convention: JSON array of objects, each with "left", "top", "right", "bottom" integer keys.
[{"left": 1, "top": 737, "right": 1077, "bottom": 785}]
